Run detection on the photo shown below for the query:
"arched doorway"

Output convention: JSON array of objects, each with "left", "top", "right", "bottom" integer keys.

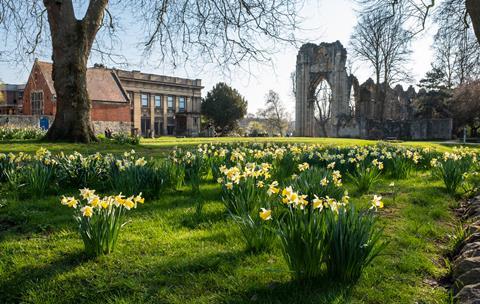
[{"left": 313, "top": 79, "right": 332, "bottom": 137}]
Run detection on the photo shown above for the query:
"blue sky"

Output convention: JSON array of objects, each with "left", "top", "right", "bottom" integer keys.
[{"left": 0, "top": 0, "right": 436, "bottom": 114}]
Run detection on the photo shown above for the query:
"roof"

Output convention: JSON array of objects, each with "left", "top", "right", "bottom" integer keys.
[
  {"left": 114, "top": 69, "right": 203, "bottom": 89},
  {"left": 35, "top": 61, "right": 128, "bottom": 103}
]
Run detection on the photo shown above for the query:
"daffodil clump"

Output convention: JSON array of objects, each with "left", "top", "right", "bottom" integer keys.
[
  {"left": 0, "top": 126, "right": 46, "bottom": 140},
  {"left": 61, "top": 188, "right": 144, "bottom": 256},
  {"left": 218, "top": 162, "right": 273, "bottom": 215},
  {"left": 217, "top": 163, "right": 277, "bottom": 252},
  {"left": 261, "top": 184, "right": 386, "bottom": 284},
  {"left": 431, "top": 149, "right": 477, "bottom": 195}
]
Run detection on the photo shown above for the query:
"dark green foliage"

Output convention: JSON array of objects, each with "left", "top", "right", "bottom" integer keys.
[
  {"left": 234, "top": 214, "right": 276, "bottom": 253},
  {"left": 23, "top": 162, "right": 55, "bottom": 198},
  {"left": 347, "top": 164, "right": 381, "bottom": 194},
  {"left": 388, "top": 157, "right": 413, "bottom": 179},
  {"left": 433, "top": 157, "right": 472, "bottom": 195},
  {"left": 201, "top": 82, "right": 248, "bottom": 133},
  {"left": 272, "top": 152, "right": 297, "bottom": 183},
  {"left": 277, "top": 207, "right": 329, "bottom": 281},
  {"left": 292, "top": 167, "right": 344, "bottom": 200},
  {"left": 325, "top": 206, "right": 387, "bottom": 285},
  {"left": 109, "top": 164, "right": 166, "bottom": 199}
]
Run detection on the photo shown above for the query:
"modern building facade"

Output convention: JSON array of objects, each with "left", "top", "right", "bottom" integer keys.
[
  {"left": 0, "top": 83, "right": 25, "bottom": 115},
  {"left": 114, "top": 69, "right": 203, "bottom": 137}
]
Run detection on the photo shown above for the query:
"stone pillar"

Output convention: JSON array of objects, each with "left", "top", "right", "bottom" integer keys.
[
  {"left": 163, "top": 94, "right": 168, "bottom": 135},
  {"left": 133, "top": 93, "right": 141, "bottom": 132},
  {"left": 149, "top": 94, "right": 155, "bottom": 137}
]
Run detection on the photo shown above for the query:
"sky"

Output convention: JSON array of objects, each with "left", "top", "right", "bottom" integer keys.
[{"left": 0, "top": 0, "right": 437, "bottom": 115}]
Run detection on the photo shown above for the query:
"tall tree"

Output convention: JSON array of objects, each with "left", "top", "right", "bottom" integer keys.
[
  {"left": 413, "top": 68, "right": 451, "bottom": 119},
  {"left": 201, "top": 83, "right": 248, "bottom": 134},
  {"left": 257, "top": 90, "right": 289, "bottom": 136},
  {"left": 355, "top": 0, "right": 480, "bottom": 45},
  {"left": 432, "top": 0, "right": 480, "bottom": 86},
  {"left": 449, "top": 80, "right": 480, "bottom": 136},
  {"left": 0, "top": 0, "right": 302, "bottom": 142},
  {"left": 350, "top": 7, "right": 412, "bottom": 118}
]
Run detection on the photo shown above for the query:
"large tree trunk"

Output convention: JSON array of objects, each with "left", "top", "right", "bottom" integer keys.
[
  {"left": 43, "top": 0, "right": 108, "bottom": 143},
  {"left": 45, "top": 34, "right": 96, "bottom": 142},
  {"left": 467, "top": 0, "right": 480, "bottom": 45}
]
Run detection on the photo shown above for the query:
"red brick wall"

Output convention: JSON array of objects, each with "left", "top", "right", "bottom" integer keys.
[
  {"left": 92, "top": 102, "right": 130, "bottom": 122},
  {"left": 24, "top": 62, "right": 130, "bottom": 122},
  {"left": 23, "top": 64, "right": 55, "bottom": 115}
]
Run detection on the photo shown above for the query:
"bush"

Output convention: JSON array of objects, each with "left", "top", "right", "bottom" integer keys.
[
  {"left": 0, "top": 126, "right": 46, "bottom": 140},
  {"left": 432, "top": 153, "right": 473, "bottom": 195},
  {"left": 234, "top": 213, "right": 276, "bottom": 253},
  {"left": 112, "top": 132, "right": 140, "bottom": 145},
  {"left": 266, "top": 186, "right": 386, "bottom": 285},
  {"left": 347, "top": 161, "right": 382, "bottom": 194},
  {"left": 277, "top": 203, "right": 330, "bottom": 281},
  {"left": 219, "top": 164, "right": 271, "bottom": 216},
  {"left": 109, "top": 159, "right": 166, "bottom": 199},
  {"left": 56, "top": 151, "right": 113, "bottom": 190},
  {"left": 325, "top": 204, "right": 386, "bottom": 285},
  {"left": 61, "top": 189, "right": 144, "bottom": 256},
  {"left": 292, "top": 166, "right": 345, "bottom": 201},
  {"left": 23, "top": 162, "right": 55, "bottom": 198},
  {"left": 387, "top": 156, "right": 413, "bottom": 179}
]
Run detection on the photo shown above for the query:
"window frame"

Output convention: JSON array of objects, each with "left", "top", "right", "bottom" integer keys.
[
  {"left": 141, "top": 93, "right": 149, "bottom": 108},
  {"left": 167, "top": 96, "right": 174, "bottom": 110},
  {"left": 31, "top": 91, "right": 44, "bottom": 115},
  {"left": 178, "top": 96, "right": 186, "bottom": 112},
  {"left": 154, "top": 95, "right": 162, "bottom": 108}
]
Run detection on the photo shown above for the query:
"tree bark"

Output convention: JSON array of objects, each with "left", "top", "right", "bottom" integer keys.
[
  {"left": 43, "top": 0, "right": 108, "bottom": 143},
  {"left": 467, "top": 0, "right": 480, "bottom": 45}
]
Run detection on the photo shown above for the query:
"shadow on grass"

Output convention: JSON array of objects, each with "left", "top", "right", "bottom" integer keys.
[
  {"left": 223, "top": 278, "right": 351, "bottom": 303},
  {"left": 0, "top": 250, "right": 89, "bottom": 303}
]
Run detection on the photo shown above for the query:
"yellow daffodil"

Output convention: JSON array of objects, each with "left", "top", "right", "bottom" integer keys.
[
  {"left": 61, "top": 196, "right": 78, "bottom": 209},
  {"left": 298, "top": 162, "right": 309, "bottom": 172},
  {"left": 312, "top": 195, "right": 324, "bottom": 211},
  {"left": 80, "top": 188, "right": 95, "bottom": 200},
  {"left": 267, "top": 181, "right": 279, "bottom": 196},
  {"left": 81, "top": 206, "right": 94, "bottom": 217},
  {"left": 370, "top": 195, "right": 384, "bottom": 211},
  {"left": 134, "top": 194, "right": 144, "bottom": 204},
  {"left": 259, "top": 208, "right": 272, "bottom": 221}
]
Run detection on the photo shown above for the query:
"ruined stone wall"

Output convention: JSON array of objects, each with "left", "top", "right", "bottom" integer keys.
[
  {"left": 295, "top": 41, "right": 452, "bottom": 140},
  {"left": 356, "top": 79, "right": 415, "bottom": 122},
  {"left": 295, "top": 41, "right": 352, "bottom": 136}
]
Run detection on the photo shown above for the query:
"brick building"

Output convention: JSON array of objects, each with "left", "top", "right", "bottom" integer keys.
[
  {"left": 114, "top": 69, "right": 203, "bottom": 137},
  {"left": 0, "top": 83, "right": 25, "bottom": 115},
  {"left": 23, "top": 60, "right": 131, "bottom": 133},
  {"left": 22, "top": 60, "right": 203, "bottom": 137}
]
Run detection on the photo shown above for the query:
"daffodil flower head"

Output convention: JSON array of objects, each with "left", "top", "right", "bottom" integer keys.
[{"left": 259, "top": 208, "right": 272, "bottom": 221}]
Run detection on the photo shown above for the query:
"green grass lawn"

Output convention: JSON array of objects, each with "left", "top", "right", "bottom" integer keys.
[
  {"left": 0, "top": 136, "right": 471, "bottom": 155},
  {"left": 0, "top": 138, "right": 465, "bottom": 303}
]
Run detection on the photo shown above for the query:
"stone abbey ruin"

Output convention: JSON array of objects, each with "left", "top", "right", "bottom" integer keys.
[{"left": 294, "top": 41, "right": 452, "bottom": 140}]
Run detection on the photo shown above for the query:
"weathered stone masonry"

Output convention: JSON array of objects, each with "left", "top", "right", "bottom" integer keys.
[{"left": 295, "top": 41, "right": 452, "bottom": 140}]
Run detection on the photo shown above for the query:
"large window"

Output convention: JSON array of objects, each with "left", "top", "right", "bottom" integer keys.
[
  {"left": 31, "top": 91, "right": 43, "bottom": 115},
  {"left": 141, "top": 117, "right": 151, "bottom": 136},
  {"left": 154, "top": 95, "right": 162, "bottom": 108},
  {"left": 167, "top": 96, "right": 174, "bottom": 110},
  {"left": 141, "top": 94, "right": 149, "bottom": 108},
  {"left": 178, "top": 97, "right": 186, "bottom": 112}
]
